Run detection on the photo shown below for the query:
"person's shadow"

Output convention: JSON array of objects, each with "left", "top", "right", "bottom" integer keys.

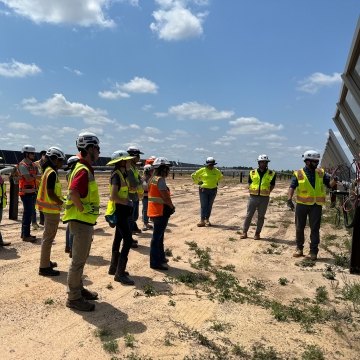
[
  {"left": 261, "top": 237, "right": 295, "bottom": 246},
  {"left": 87, "top": 255, "right": 111, "bottom": 267},
  {"left": 210, "top": 224, "right": 241, "bottom": 231},
  {"left": 0, "top": 246, "right": 20, "bottom": 260}
]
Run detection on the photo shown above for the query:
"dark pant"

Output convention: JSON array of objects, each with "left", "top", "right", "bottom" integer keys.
[
  {"left": 128, "top": 199, "right": 140, "bottom": 232},
  {"left": 20, "top": 193, "right": 36, "bottom": 237},
  {"left": 150, "top": 215, "right": 169, "bottom": 267},
  {"left": 113, "top": 204, "right": 133, "bottom": 259},
  {"left": 199, "top": 187, "right": 217, "bottom": 220},
  {"left": 142, "top": 196, "right": 149, "bottom": 224},
  {"left": 295, "top": 203, "right": 322, "bottom": 254}
]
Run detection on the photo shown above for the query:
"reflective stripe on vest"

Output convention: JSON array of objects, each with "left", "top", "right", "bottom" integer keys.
[
  {"left": 18, "top": 160, "right": 38, "bottom": 195},
  {"left": 295, "top": 168, "right": 325, "bottom": 205},
  {"left": 249, "top": 169, "right": 275, "bottom": 196},
  {"left": 62, "top": 162, "right": 100, "bottom": 225},
  {"left": 0, "top": 182, "right": 7, "bottom": 209},
  {"left": 35, "top": 166, "right": 62, "bottom": 214},
  {"left": 148, "top": 176, "right": 165, "bottom": 217},
  {"left": 105, "top": 170, "right": 129, "bottom": 216}
]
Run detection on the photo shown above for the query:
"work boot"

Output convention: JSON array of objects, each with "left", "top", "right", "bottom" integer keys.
[
  {"left": 205, "top": 219, "right": 212, "bottom": 226},
  {"left": 197, "top": 220, "right": 205, "bottom": 227},
  {"left": 39, "top": 267, "right": 60, "bottom": 276},
  {"left": 254, "top": 233, "right": 261, "bottom": 240},
  {"left": 23, "top": 236, "right": 37, "bottom": 243},
  {"left": 133, "top": 223, "right": 142, "bottom": 234},
  {"left": 131, "top": 240, "right": 138, "bottom": 249},
  {"left": 32, "top": 223, "right": 40, "bottom": 230},
  {"left": 50, "top": 261, "right": 58, "bottom": 268},
  {"left": 0, "top": 234, "right": 11, "bottom": 246},
  {"left": 108, "top": 251, "right": 119, "bottom": 275},
  {"left": 66, "top": 297, "right": 95, "bottom": 312},
  {"left": 306, "top": 252, "right": 317, "bottom": 261},
  {"left": 65, "top": 246, "right": 71, "bottom": 253},
  {"left": 240, "top": 232, "right": 248, "bottom": 239},
  {"left": 293, "top": 248, "right": 304, "bottom": 257},
  {"left": 81, "top": 288, "right": 99, "bottom": 300},
  {"left": 114, "top": 256, "right": 135, "bottom": 285}
]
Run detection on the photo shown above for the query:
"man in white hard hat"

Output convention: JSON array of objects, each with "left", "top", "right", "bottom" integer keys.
[
  {"left": 0, "top": 156, "right": 11, "bottom": 246},
  {"left": 241, "top": 154, "right": 276, "bottom": 240}
]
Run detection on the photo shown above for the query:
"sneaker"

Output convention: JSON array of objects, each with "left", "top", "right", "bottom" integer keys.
[
  {"left": 197, "top": 220, "right": 205, "bottom": 227},
  {"left": 81, "top": 288, "right": 99, "bottom": 300},
  {"left": 293, "top": 249, "right": 304, "bottom": 257},
  {"left": 114, "top": 274, "right": 135, "bottom": 285},
  {"left": 240, "top": 232, "right": 248, "bottom": 239},
  {"left": 306, "top": 253, "right": 317, "bottom": 261},
  {"left": 66, "top": 297, "right": 95, "bottom": 312},
  {"left": 254, "top": 233, "right": 261, "bottom": 240},
  {"left": 23, "top": 236, "right": 37, "bottom": 243},
  {"left": 39, "top": 267, "right": 60, "bottom": 276},
  {"left": 32, "top": 223, "right": 40, "bottom": 230}
]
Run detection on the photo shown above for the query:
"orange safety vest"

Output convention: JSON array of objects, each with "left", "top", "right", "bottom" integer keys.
[
  {"left": 18, "top": 160, "right": 38, "bottom": 196},
  {"left": 295, "top": 168, "right": 326, "bottom": 205},
  {"left": 148, "top": 176, "right": 168, "bottom": 217}
]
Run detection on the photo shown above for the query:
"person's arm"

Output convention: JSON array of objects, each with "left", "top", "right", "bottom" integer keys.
[
  {"left": 47, "top": 172, "right": 63, "bottom": 205},
  {"left": 127, "top": 169, "right": 138, "bottom": 192},
  {"left": 158, "top": 178, "right": 175, "bottom": 209},
  {"left": 191, "top": 168, "right": 202, "bottom": 184},
  {"left": 270, "top": 173, "right": 276, "bottom": 193},
  {"left": 69, "top": 170, "right": 88, "bottom": 212}
]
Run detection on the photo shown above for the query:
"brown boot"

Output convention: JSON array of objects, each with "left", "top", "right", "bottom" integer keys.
[
  {"left": 240, "top": 232, "right": 248, "bottom": 239},
  {"left": 197, "top": 220, "right": 205, "bottom": 227},
  {"left": 254, "top": 233, "right": 261, "bottom": 240},
  {"left": 293, "top": 249, "right": 304, "bottom": 257}
]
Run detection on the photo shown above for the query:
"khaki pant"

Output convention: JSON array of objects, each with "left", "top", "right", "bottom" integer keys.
[
  {"left": 39, "top": 213, "right": 60, "bottom": 268},
  {"left": 67, "top": 221, "right": 93, "bottom": 301}
]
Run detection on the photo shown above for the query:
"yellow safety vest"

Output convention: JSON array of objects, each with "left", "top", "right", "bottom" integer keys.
[
  {"left": 62, "top": 162, "right": 100, "bottom": 225},
  {"left": 294, "top": 168, "right": 325, "bottom": 205},
  {"left": 105, "top": 170, "right": 129, "bottom": 216},
  {"left": 0, "top": 181, "right": 7, "bottom": 209},
  {"left": 128, "top": 166, "right": 144, "bottom": 196},
  {"left": 249, "top": 169, "right": 275, "bottom": 196},
  {"left": 35, "top": 166, "right": 62, "bottom": 214},
  {"left": 191, "top": 167, "right": 223, "bottom": 189}
]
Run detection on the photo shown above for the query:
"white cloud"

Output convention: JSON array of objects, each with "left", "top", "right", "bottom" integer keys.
[
  {"left": 258, "top": 134, "right": 286, "bottom": 141},
  {"left": 168, "top": 101, "right": 234, "bottom": 120},
  {"left": 142, "top": 104, "right": 153, "bottom": 111},
  {"left": 98, "top": 90, "right": 130, "bottom": 100},
  {"left": 171, "top": 144, "right": 187, "bottom": 148},
  {"left": 150, "top": 0, "right": 208, "bottom": 41},
  {"left": 7, "top": 122, "right": 34, "bottom": 130},
  {"left": 22, "top": 93, "right": 114, "bottom": 125},
  {"left": 0, "top": 0, "right": 115, "bottom": 28},
  {"left": 172, "top": 129, "right": 188, "bottom": 136},
  {"left": 144, "top": 126, "right": 161, "bottom": 135},
  {"left": 0, "top": 59, "right": 41, "bottom": 78},
  {"left": 64, "top": 66, "right": 83, "bottom": 76},
  {"left": 228, "top": 117, "right": 283, "bottom": 135},
  {"left": 297, "top": 72, "right": 342, "bottom": 94},
  {"left": 209, "top": 126, "right": 219, "bottom": 131}
]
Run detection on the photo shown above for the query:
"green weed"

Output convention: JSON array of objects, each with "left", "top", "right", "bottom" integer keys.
[
  {"left": 315, "top": 286, "right": 329, "bottom": 304},
  {"left": 103, "top": 340, "right": 119, "bottom": 354},
  {"left": 124, "top": 333, "right": 136, "bottom": 348},
  {"left": 301, "top": 344, "right": 324, "bottom": 360},
  {"left": 143, "top": 283, "right": 157, "bottom": 297},
  {"left": 44, "top": 298, "right": 54, "bottom": 305},
  {"left": 278, "top": 277, "right": 289, "bottom": 286}
]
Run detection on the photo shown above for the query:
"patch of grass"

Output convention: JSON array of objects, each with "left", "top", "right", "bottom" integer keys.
[
  {"left": 173, "top": 255, "right": 182, "bottom": 262},
  {"left": 322, "top": 265, "right": 336, "bottom": 280},
  {"left": 103, "top": 340, "right": 119, "bottom": 354},
  {"left": 219, "top": 264, "right": 236, "bottom": 272},
  {"left": 44, "top": 298, "right": 54, "bottom": 305},
  {"left": 123, "top": 354, "right": 153, "bottom": 360},
  {"left": 315, "top": 286, "right": 329, "bottom": 304},
  {"left": 341, "top": 279, "right": 360, "bottom": 312},
  {"left": 209, "top": 321, "right": 229, "bottom": 332},
  {"left": 168, "top": 299, "right": 176, "bottom": 306},
  {"left": 232, "top": 344, "right": 249, "bottom": 358},
  {"left": 296, "top": 258, "right": 316, "bottom": 268},
  {"left": 143, "top": 283, "right": 157, "bottom": 297},
  {"left": 165, "top": 248, "right": 173, "bottom": 257},
  {"left": 94, "top": 328, "right": 112, "bottom": 341},
  {"left": 251, "top": 343, "right": 281, "bottom": 360},
  {"left": 262, "top": 247, "right": 282, "bottom": 255},
  {"left": 333, "top": 252, "right": 349, "bottom": 268},
  {"left": 191, "top": 247, "right": 212, "bottom": 270},
  {"left": 124, "top": 333, "right": 136, "bottom": 348},
  {"left": 228, "top": 237, "right": 237, "bottom": 242},
  {"left": 301, "top": 344, "right": 324, "bottom": 360},
  {"left": 247, "top": 278, "right": 266, "bottom": 291},
  {"left": 106, "top": 283, "right": 114, "bottom": 290},
  {"left": 185, "top": 240, "right": 198, "bottom": 250},
  {"left": 278, "top": 277, "right": 289, "bottom": 286}
]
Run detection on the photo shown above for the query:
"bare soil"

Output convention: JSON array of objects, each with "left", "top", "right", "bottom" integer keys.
[{"left": 0, "top": 174, "right": 359, "bottom": 360}]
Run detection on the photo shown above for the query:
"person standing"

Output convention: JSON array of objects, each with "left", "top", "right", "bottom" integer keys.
[
  {"left": 288, "top": 150, "right": 337, "bottom": 261},
  {"left": 36, "top": 147, "right": 66, "bottom": 276},
  {"left": 33, "top": 150, "right": 47, "bottom": 228},
  {"left": 0, "top": 164, "right": 11, "bottom": 247},
  {"left": 63, "top": 132, "right": 100, "bottom": 312},
  {"left": 141, "top": 164, "right": 154, "bottom": 231},
  {"left": 148, "top": 157, "right": 175, "bottom": 270},
  {"left": 241, "top": 154, "right": 276, "bottom": 240},
  {"left": 105, "top": 150, "right": 135, "bottom": 285},
  {"left": 191, "top": 157, "right": 223, "bottom": 227},
  {"left": 18, "top": 145, "right": 42, "bottom": 242}
]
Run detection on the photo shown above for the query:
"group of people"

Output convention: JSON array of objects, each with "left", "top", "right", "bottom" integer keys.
[{"left": 0, "top": 132, "right": 338, "bottom": 311}]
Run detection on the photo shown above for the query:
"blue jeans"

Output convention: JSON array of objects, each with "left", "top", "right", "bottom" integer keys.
[
  {"left": 65, "top": 224, "right": 74, "bottom": 251},
  {"left": 142, "top": 196, "right": 149, "bottom": 224},
  {"left": 20, "top": 193, "right": 36, "bottom": 237},
  {"left": 199, "top": 188, "right": 217, "bottom": 220},
  {"left": 150, "top": 216, "right": 169, "bottom": 267}
]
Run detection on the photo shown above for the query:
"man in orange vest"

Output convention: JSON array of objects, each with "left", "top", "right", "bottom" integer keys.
[
  {"left": 34, "top": 150, "right": 47, "bottom": 227},
  {"left": 288, "top": 150, "right": 337, "bottom": 260},
  {"left": 18, "top": 145, "right": 42, "bottom": 242},
  {"left": 36, "top": 147, "right": 66, "bottom": 276}
]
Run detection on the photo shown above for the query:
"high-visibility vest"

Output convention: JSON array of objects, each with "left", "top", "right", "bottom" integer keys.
[
  {"left": 18, "top": 160, "right": 38, "bottom": 195},
  {"left": 35, "top": 166, "right": 62, "bottom": 214},
  {"left": 0, "top": 180, "right": 6, "bottom": 209},
  {"left": 249, "top": 169, "right": 275, "bottom": 196},
  {"left": 148, "top": 176, "right": 168, "bottom": 217},
  {"left": 295, "top": 168, "right": 326, "bottom": 205},
  {"left": 105, "top": 170, "right": 129, "bottom": 216},
  {"left": 34, "top": 160, "right": 43, "bottom": 188},
  {"left": 191, "top": 167, "right": 223, "bottom": 189},
  {"left": 62, "top": 162, "right": 100, "bottom": 225},
  {"left": 128, "top": 166, "right": 144, "bottom": 196}
]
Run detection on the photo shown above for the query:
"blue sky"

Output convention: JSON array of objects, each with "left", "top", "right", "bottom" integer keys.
[{"left": 0, "top": 0, "right": 359, "bottom": 170}]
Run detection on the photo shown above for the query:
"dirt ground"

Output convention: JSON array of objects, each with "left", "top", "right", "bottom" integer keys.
[{"left": 0, "top": 174, "right": 359, "bottom": 360}]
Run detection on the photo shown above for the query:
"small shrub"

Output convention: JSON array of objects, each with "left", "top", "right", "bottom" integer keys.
[
  {"left": 301, "top": 344, "right": 324, "bottom": 360},
  {"left": 168, "top": 299, "right": 176, "bottom": 306},
  {"left": 210, "top": 321, "right": 227, "bottom": 332},
  {"left": 251, "top": 343, "right": 281, "bottom": 359},
  {"left": 232, "top": 344, "right": 248, "bottom": 357},
  {"left": 342, "top": 279, "right": 360, "bottom": 312},
  {"left": 94, "top": 328, "right": 112, "bottom": 341},
  {"left": 333, "top": 252, "right": 349, "bottom": 268},
  {"left": 315, "top": 286, "right": 329, "bottom": 304},
  {"left": 106, "top": 283, "right": 114, "bottom": 290},
  {"left": 44, "top": 298, "right": 54, "bottom": 305},
  {"left": 185, "top": 240, "right": 198, "bottom": 250},
  {"left": 143, "top": 283, "right": 157, "bottom": 297},
  {"left": 103, "top": 340, "right": 119, "bottom": 354},
  {"left": 228, "top": 237, "right": 237, "bottom": 242},
  {"left": 322, "top": 265, "right": 336, "bottom": 280},
  {"left": 278, "top": 277, "right": 289, "bottom": 286},
  {"left": 124, "top": 333, "right": 136, "bottom": 348},
  {"left": 165, "top": 248, "right": 173, "bottom": 257},
  {"left": 220, "top": 264, "right": 236, "bottom": 272},
  {"left": 296, "top": 258, "right": 316, "bottom": 268}
]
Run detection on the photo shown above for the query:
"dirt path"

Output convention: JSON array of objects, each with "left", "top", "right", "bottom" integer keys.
[{"left": 0, "top": 175, "right": 359, "bottom": 359}]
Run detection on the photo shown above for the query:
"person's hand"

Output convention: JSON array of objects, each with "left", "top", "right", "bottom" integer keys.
[
  {"left": 287, "top": 199, "right": 295, "bottom": 211},
  {"left": 82, "top": 204, "right": 96, "bottom": 214},
  {"left": 198, "top": 181, "right": 203, "bottom": 185}
]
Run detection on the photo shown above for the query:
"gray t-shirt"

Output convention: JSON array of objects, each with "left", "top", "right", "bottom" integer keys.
[{"left": 157, "top": 177, "right": 168, "bottom": 191}]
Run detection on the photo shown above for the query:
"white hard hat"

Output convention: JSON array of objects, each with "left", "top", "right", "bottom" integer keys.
[
  {"left": 46, "top": 146, "right": 66, "bottom": 161},
  {"left": 257, "top": 154, "right": 270, "bottom": 162},
  {"left": 205, "top": 157, "right": 217, "bottom": 165},
  {"left": 127, "top": 146, "right": 144, "bottom": 155},
  {"left": 67, "top": 155, "right": 80, "bottom": 166},
  {"left": 22, "top": 145, "right": 36, "bottom": 153},
  {"left": 76, "top": 132, "right": 99, "bottom": 150},
  {"left": 144, "top": 164, "right": 152, "bottom": 172},
  {"left": 107, "top": 150, "right": 134, "bottom": 165},
  {"left": 302, "top": 150, "right": 320, "bottom": 161},
  {"left": 152, "top": 157, "right": 172, "bottom": 168}
]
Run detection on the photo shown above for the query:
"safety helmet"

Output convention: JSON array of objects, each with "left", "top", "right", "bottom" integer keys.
[
  {"left": 127, "top": 146, "right": 144, "bottom": 156},
  {"left": 46, "top": 146, "right": 66, "bottom": 161},
  {"left": 76, "top": 132, "right": 100, "bottom": 150},
  {"left": 257, "top": 154, "right": 270, "bottom": 162},
  {"left": 107, "top": 150, "right": 134, "bottom": 165},
  {"left": 152, "top": 157, "right": 172, "bottom": 168},
  {"left": 144, "top": 164, "right": 152, "bottom": 172},
  {"left": 145, "top": 158, "right": 155, "bottom": 165},
  {"left": 21, "top": 145, "right": 36, "bottom": 153},
  {"left": 205, "top": 157, "right": 217, "bottom": 165},
  {"left": 67, "top": 155, "right": 80, "bottom": 166},
  {"left": 302, "top": 150, "right": 320, "bottom": 161}
]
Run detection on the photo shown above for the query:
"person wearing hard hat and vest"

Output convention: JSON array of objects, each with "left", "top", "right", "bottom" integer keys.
[
  {"left": 36, "top": 147, "right": 66, "bottom": 277},
  {"left": 33, "top": 150, "right": 47, "bottom": 228},
  {"left": 191, "top": 157, "right": 223, "bottom": 227},
  {"left": 141, "top": 160, "right": 155, "bottom": 231},
  {"left": 18, "top": 145, "right": 42, "bottom": 242},
  {"left": 148, "top": 157, "right": 175, "bottom": 270},
  {"left": 0, "top": 157, "right": 11, "bottom": 247},
  {"left": 241, "top": 154, "right": 276, "bottom": 240},
  {"left": 63, "top": 132, "right": 100, "bottom": 312},
  {"left": 105, "top": 150, "right": 135, "bottom": 285},
  {"left": 126, "top": 146, "right": 144, "bottom": 235},
  {"left": 287, "top": 150, "right": 337, "bottom": 261}
]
